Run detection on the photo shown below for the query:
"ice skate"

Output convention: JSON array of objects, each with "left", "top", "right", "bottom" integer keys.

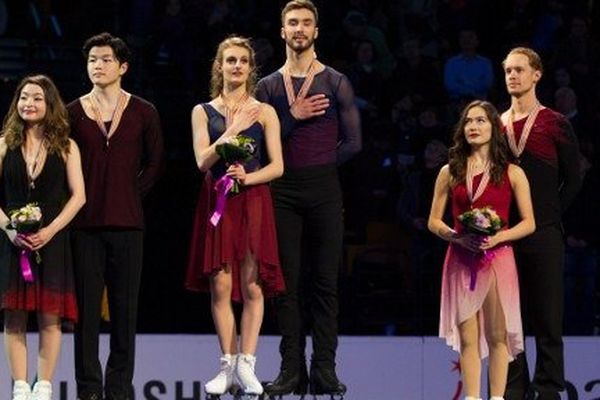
[
  {"left": 205, "top": 354, "right": 235, "bottom": 399},
  {"left": 12, "top": 380, "right": 31, "bottom": 400},
  {"left": 31, "top": 380, "right": 52, "bottom": 400},
  {"left": 234, "top": 354, "right": 263, "bottom": 399},
  {"left": 263, "top": 364, "right": 308, "bottom": 399},
  {"left": 309, "top": 368, "right": 346, "bottom": 400}
]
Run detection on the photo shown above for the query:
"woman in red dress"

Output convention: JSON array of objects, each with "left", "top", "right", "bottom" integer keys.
[
  {"left": 428, "top": 100, "right": 535, "bottom": 400},
  {"left": 185, "top": 36, "right": 285, "bottom": 397},
  {"left": 0, "top": 75, "right": 85, "bottom": 400}
]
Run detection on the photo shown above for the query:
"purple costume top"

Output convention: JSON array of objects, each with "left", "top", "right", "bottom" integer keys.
[{"left": 256, "top": 66, "right": 361, "bottom": 168}]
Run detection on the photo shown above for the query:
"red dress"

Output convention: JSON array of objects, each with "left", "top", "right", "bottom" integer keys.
[
  {"left": 185, "top": 104, "right": 285, "bottom": 302},
  {"left": 439, "top": 170, "right": 523, "bottom": 360},
  {"left": 0, "top": 149, "right": 78, "bottom": 321}
]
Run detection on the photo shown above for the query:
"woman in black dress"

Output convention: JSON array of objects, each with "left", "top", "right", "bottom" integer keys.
[{"left": 0, "top": 75, "right": 85, "bottom": 400}]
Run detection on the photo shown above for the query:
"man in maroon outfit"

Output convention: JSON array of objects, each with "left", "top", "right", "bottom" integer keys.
[
  {"left": 67, "top": 32, "right": 163, "bottom": 400},
  {"left": 501, "top": 47, "right": 581, "bottom": 400}
]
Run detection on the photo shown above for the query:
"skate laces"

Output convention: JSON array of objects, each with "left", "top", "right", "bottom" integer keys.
[
  {"left": 238, "top": 354, "right": 257, "bottom": 370},
  {"left": 214, "top": 354, "right": 234, "bottom": 379}
]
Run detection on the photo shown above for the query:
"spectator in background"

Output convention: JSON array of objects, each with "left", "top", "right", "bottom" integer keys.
[
  {"left": 347, "top": 39, "right": 384, "bottom": 121},
  {"left": 0, "top": 0, "right": 7, "bottom": 36},
  {"left": 443, "top": 29, "right": 494, "bottom": 101},
  {"left": 562, "top": 150, "right": 599, "bottom": 335},
  {"left": 387, "top": 36, "right": 445, "bottom": 109},
  {"left": 554, "top": 86, "right": 599, "bottom": 155},
  {"left": 338, "top": 10, "right": 396, "bottom": 79},
  {"left": 553, "top": 15, "right": 600, "bottom": 107},
  {"left": 397, "top": 139, "right": 448, "bottom": 333}
]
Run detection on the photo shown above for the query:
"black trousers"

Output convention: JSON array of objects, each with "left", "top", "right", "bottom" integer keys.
[
  {"left": 72, "top": 229, "right": 144, "bottom": 400},
  {"left": 272, "top": 164, "right": 343, "bottom": 372},
  {"left": 506, "top": 226, "right": 565, "bottom": 400}
]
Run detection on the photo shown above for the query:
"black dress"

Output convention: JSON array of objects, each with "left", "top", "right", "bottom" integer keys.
[{"left": 0, "top": 147, "right": 78, "bottom": 321}]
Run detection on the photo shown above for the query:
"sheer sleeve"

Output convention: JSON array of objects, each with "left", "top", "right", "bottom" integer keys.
[
  {"left": 555, "top": 116, "right": 583, "bottom": 212},
  {"left": 256, "top": 76, "right": 297, "bottom": 140},
  {"left": 335, "top": 74, "right": 362, "bottom": 164}
]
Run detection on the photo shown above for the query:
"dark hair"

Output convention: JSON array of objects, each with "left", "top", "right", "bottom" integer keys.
[
  {"left": 82, "top": 32, "right": 131, "bottom": 64},
  {"left": 281, "top": 0, "right": 319, "bottom": 25},
  {"left": 2, "top": 75, "right": 70, "bottom": 155},
  {"left": 210, "top": 36, "right": 257, "bottom": 99},
  {"left": 448, "top": 100, "right": 510, "bottom": 185}
]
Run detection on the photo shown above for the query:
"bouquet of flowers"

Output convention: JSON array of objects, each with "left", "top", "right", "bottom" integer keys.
[
  {"left": 457, "top": 206, "right": 504, "bottom": 291},
  {"left": 215, "top": 135, "right": 256, "bottom": 193},
  {"left": 210, "top": 135, "right": 256, "bottom": 226},
  {"left": 6, "top": 203, "right": 43, "bottom": 282},
  {"left": 457, "top": 206, "right": 504, "bottom": 236}
]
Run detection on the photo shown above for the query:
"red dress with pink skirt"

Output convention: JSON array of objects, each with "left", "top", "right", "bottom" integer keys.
[
  {"left": 185, "top": 104, "right": 285, "bottom": 302},
  {"left": 439, "top": 171, "right": 524, "bottom": 360}
]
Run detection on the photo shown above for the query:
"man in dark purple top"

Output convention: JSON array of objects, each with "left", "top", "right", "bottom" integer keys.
[
  {"left": 256, "top": 1, "right": 361, "bottom": 397},
  {"left": 501, "top": 47, "right": 581, "bottom": 400},
  {"left": 67, "top": 32, "right": 163, "bottom": 400}
]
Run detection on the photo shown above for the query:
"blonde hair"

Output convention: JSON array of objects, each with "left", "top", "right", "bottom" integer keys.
[
  {"left": 503, "top": 47, "right": 544, "bottom": 73},
  {"left": 210, "top": 36, "right": 257, "bottom": 99}
]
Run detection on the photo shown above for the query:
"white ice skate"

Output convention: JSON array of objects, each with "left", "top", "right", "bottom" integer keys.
[
  {"left": 12, "top": 380, "right": 31, "bottom": 400},
  {"left": 31, "top": 380, "right": 52, "bottom": 400},
  {"left": 205, "top": 354, "right": 235, "bottom": 397},
  {"left": 235, "top": 354, "right": 263, "bottom": 397}
]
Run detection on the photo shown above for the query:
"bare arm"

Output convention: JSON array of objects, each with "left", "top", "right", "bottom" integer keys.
[
  {"left": 428, "top": 165, "right": 485, "bottom": 253},
  {"left": 192, "top": 103, "right": 260, "bottom": 172},
  {"left": 481, "top": 164, "right": 535, "bottom": 249},
  {"left": 232, "top": 103, "right": 283, "bottom": 186},
  {"left": 427, "top": 165, "right": 454, "bottom": 240},
  {"left": 28, "top": 139, "right": 86, "bottom": 250}
]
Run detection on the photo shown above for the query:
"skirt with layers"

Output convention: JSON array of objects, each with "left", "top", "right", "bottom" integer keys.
[
  {"left": 439, "top": 244, "right": 524, "bottom": 360},
  {"left": 186, "top": 173, "right": 285, "bottom": 302}
]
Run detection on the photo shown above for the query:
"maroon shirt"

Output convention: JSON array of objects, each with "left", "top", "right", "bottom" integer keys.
[
  {"left": 505, "top": 107, "right": 582, "bottom": 228},
  {"left": 67, "top": 95, "right": 164, "bottom": 229}
]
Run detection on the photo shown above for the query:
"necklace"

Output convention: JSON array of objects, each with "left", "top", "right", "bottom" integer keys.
[
  {"left": 506, "top": 102, "right": 542, "bottom": 158},
  {"left": 89, "top": 89, "right": 128, "bottom": 147},
  {"left": 220, "top": 92, "right": 250, "bottom": 128},
  {"left": 282, "top": 58, "right": 317, "bottom": 106},
  {"left": 466, "top": 158, "right": 490, "bottom": 204},
  {"left": 25, "top": 137, "right": 46, "bottom": 189}
]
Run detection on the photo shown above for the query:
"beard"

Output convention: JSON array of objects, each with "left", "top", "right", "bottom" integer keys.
[{"left": 284, "top": 33, "right": 316, "bottom": 53}]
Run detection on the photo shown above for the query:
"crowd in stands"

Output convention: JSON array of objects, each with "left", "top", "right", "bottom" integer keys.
[{"left": 1, "top": 0, "right": 598, "bottom": 335}]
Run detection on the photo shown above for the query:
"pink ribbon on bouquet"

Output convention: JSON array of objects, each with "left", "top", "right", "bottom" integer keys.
[
  {"left": 210, "top": 174, "right": 235, "bottom": 226},
  {"left": 468, "top": 248, "right": 497, "bottom": 291},
  {"left": 19, "top": 249, "right": 34, "bottom": 282}
]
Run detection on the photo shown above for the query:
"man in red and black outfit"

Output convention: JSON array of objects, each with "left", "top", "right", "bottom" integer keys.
[
  {"left": 501, "top": 47, "right": 582, "bottom": 400},
  {"left": 67, "top": 32, "right": 163, "bottom": 400}
]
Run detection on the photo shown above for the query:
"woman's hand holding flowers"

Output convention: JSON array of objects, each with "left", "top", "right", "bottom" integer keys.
[{"left": 226, "top": 163, "right": 247, "bottom": 186}]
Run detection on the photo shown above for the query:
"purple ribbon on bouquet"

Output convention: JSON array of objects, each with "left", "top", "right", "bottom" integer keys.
[
  {"left": 468, "top": 249, "right": 496, "bottom": 291},
  {"left": 210, "top": 174, "right": 235, "bottom": 226},
  {"left": 19, "top": 249, "right": 34, "bottom": 282}
]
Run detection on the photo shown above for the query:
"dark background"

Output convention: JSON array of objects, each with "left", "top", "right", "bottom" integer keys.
[{"left": 1, "top": 0, "right": 599, "bottom": 336}]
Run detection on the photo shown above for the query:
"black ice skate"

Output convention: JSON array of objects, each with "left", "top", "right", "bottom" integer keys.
[
  {"left": 308, "top": 368, "right": 346, "bottom": 399},
  {"left": 263, "top": 366, "right": 308, "bottom": 399}
]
